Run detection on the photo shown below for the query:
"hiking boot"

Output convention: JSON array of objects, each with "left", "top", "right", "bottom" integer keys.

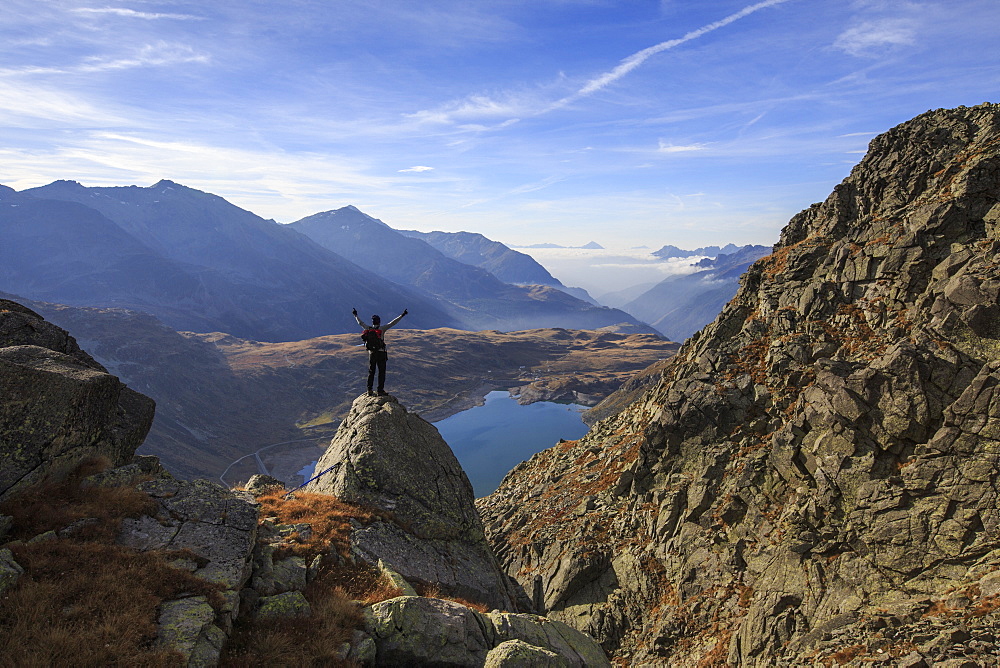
[
  {"left": 367, "top": 389, "right": 376, "bottom": 397},
  {"left": 377, "top": 390, "right": 389, "bottom": 396}
]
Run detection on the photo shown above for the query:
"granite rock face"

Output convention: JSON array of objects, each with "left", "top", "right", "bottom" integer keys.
[
  {"left": 116, "top": 476, "right": 259, "bottom": 665},
  {"left": 307, "top": 393, "right": 484, "bottom": 540},
  {"left": 307, "top": 393, "right": 519, "bottom": 611},
  {"left": 363, "top": 595, "right": 609, "bottom": 667},
  {"left": 0, "top": 299, "right": 155, "bottom": 502},
  {"left": 481, "top": 103, "right": 1000, "bottom": 665}
]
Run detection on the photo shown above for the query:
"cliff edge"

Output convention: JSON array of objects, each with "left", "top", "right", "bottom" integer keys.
[{"left": 481, "top": 102, "right": 1000, "bottom": 665}]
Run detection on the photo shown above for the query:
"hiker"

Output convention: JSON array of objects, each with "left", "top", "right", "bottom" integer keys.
[{"left": 353, "top": 307, "right": 407, "bottom": 396}]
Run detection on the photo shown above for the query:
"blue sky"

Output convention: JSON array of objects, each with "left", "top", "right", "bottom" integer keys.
[{"left": 2, "top": 0, "right": 998, "bottom": 249}]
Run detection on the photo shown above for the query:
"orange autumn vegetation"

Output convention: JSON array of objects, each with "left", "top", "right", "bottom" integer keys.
[
  {"left": 1, "top": 468, "right": 490, "bottom": 666},
  {"left": 222, "top": 490, "right": 493, "bottom": 666}
]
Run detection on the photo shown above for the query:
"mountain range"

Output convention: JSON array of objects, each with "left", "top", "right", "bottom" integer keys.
[
  {"left": 288, "top": 207, "right": 619, "bottom": 331},
  {"left": 1, "top": 180, "right": 447, "bottom": 341},
  {"left": 651, "top": 242, "right": 743, "bottom": 259},
  {"left": 620, "top": 243, "right": 772, "bottom": 342},
  {"left": 0, "top": 182, "right": 650, "bottom": 342},
  {"left": 398, "top": 228, "right": 600, "bottom": 305}
]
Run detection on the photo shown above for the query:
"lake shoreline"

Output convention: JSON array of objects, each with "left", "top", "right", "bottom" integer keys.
[
  {"left": 253, "top": 383, "right": 596, "bottom": 489},
  {"left": 434, "top": 390, "right": 590, "bottom": 497}
]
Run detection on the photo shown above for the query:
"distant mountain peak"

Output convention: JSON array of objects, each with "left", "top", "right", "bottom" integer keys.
[
  {"left": 303, "top": 206, "right": 390, "bottom": 228},
  {"left": 580, "top": 241, "right": 603, "bottom": 249},
  {"left": 40, "top": 179, "right": 89, "bottom": 193}
]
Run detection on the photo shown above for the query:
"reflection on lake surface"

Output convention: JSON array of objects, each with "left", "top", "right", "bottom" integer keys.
[{"left": 433, "top": 391, "right": 589, "bottom": 497}]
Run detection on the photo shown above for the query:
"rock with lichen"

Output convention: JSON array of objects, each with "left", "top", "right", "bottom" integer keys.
[
  {"left": 0, "top": 299, "right": 154, "bottom": 502},
  {"left": 257, "top": 591, "right": 312, "bottom": 619},
  {"left": 307, "top": 393, "right": 519, "bottom": 611},
  {"left": 481, "top": 102, "right": 1000, "bottom": 665},
  {"left": 157, "top": 596, "right": 226, "bottom": 666},
  {"left": 484, "top": 639, "right": 564, "bottom": 667},
  {"left": 363, "top": 596, "right": 609, "bottom": 667}
]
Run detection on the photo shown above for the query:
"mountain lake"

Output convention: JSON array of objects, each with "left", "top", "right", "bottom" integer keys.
[{"left": 297, "top": 391, "right": 590, "bottom": 497}]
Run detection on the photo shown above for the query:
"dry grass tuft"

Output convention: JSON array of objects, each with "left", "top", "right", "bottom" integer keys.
[
  {"left": 222, "top": 582, "right": 362, "bottom": 667},
  {"left": 324, "top": 562, "right": 403, "bottom": 606},
  {"left": 413, "top": 582, "right": 490, "bottom": 613},
  {"left": 0, "top": 456, "right": 157, "bottom": 543},
  {"left": 220, "top": 492, "right": 396, "bottom": 666},
  {"left": 255, "top": 491, "right": 376, "bottom": 561},
  {"left": 0, "top": 459, "right": 222, "bottom": 666},
  {"left": 824, "top": 644, "right": 867, "bottom": 665}
]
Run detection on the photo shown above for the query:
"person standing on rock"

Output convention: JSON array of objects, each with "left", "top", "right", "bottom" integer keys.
[{"left": 353, "top": 307, "right": 407, "bottom": 396}]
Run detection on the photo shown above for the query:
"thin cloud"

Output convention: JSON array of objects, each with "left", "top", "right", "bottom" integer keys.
[
  {"left": 0, "top": 42, "right": 209, "bottom": 76},
  {"left": 458, "top": 175, "right": 564, "bottom": 209},
  {"left": 658, "top": 141, "right": 708, "bottom": 153},
  {"left": 73, "top": 7, "right": 204, "bottom": 21},
  {"left": 0, "top": 80, "right": 127, "bottom": 125},
  {"left": 410, "top": 0, "right": 794, "bottom": 131},
  {"left": 550, "top": 0, "right": 795, "bottom": 110},
  {"left": 834, "top": 18, "right": 917, "bottom": 57},
  {"left": 399, "top": 165, "right": 434, "bottom": 172}
]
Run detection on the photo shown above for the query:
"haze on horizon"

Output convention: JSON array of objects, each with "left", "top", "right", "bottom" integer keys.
[{"left": 2, "top": 0, "right": 998, "bottom": 250}]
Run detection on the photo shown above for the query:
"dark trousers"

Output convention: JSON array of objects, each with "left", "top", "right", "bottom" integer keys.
[{"left": 368, "top": 352, "right": 387, "bottom": 392}]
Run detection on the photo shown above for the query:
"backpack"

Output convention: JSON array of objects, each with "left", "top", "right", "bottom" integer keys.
[{"left": 361, "top": 328, "right": 385, "bottom": 352}]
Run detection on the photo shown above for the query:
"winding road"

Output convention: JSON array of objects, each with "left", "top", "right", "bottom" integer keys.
[{"left": 218, "top": 438, "right": 314, "bottom": 488}]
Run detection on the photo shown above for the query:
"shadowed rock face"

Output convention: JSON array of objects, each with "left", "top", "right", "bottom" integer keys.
[
  {"left": 481, "top": 103, "right": 1000, "bottom": 665},
  {"left": 307, "top": 393, "right": 520, "bottom": 611},
  {"left": 0, "top": 300, "right": 154, "bottom": 501},
  {"left": 363, "top": 596, "right": 611, "bottom": 667}
]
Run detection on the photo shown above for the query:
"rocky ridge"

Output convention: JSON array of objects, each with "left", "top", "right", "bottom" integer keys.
[{"left": 480, "top": 102, "right": 1000, "bottom": 665}]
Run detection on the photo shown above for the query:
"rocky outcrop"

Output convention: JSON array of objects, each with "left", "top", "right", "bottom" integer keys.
[
  {"left": 0, "top": 299, "right": 154, "bottom": 502},
  {"left": 0, "top": 302, "right": 265, "bottom": 665},
  {"left": 114, "top": 474, "right": 259, "bottom": 665},
  {"left": 307, "top": 393, "right": 520, "bottom": 611},
  {"left": 481, "top": 102, "right": 1000, "bottom": 664},
  {"left": 363, "top": 595, "right": 610, "bottom": 667}
]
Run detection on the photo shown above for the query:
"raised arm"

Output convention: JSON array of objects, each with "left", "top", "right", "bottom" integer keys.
[
  {"left": 383, "top": 309, "right": 408, "bottom": 331},
  {"left": 352, "top": 309, "right": 370, "bottom": 329}
]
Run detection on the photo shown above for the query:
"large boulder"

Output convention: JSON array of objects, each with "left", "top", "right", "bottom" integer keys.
[
  {"left": 307, "top": 393, "right": 519, "bottom": 611},
  {"left": 363, "top": 596, "right": 610, "bottom": 667},
  {"left": 118, "top": 477, "right": 259, "bottom": 592},
  {"left": 0, "top": 300, "right": 154, "bottom": 502}
]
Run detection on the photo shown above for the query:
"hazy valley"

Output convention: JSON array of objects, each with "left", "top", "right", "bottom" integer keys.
[{"left": 7, "top": 293, "right": 677, "bottom": 484}]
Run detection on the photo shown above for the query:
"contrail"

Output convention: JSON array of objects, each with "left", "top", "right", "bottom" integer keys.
[{"left": 550, "top": 0, "right": 794, "bottom": 110}]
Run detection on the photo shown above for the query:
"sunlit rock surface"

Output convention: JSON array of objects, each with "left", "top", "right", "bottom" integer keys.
[{"left": 481, "top": 103, "right": 1000, "bottom": 665}]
